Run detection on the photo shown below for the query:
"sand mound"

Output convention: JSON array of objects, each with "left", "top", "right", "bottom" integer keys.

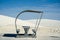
[{"left": 0, "top": 15, "right": 60, "bottom": 40}]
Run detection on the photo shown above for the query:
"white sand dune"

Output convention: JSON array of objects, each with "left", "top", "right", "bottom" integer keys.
[
  {"left": 0, "top": 15, "right": 34, "bottom": 27},
  {"left": 0, "top": 15, "right": 60, "bottom": 40},
  {"left": 25, "top": 19, "right": 60, "bottom": 27}
]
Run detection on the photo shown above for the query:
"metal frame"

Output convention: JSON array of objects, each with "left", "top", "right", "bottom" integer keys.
[{"left": 15, "top": 10, "right": 43, "bottom": 37}]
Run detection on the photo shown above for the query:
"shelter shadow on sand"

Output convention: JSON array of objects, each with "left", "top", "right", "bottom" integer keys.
[{"left": 3, "top": 34, "right": 36, "bottom": 38}]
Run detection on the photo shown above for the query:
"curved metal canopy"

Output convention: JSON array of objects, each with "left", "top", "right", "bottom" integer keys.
[{"left": 15, "top": 10, "right": 43, "bottom": 34}]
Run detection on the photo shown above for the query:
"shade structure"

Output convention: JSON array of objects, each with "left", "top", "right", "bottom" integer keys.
[{"left": 15, "top": 10, "right": 43, "bottom": 37}]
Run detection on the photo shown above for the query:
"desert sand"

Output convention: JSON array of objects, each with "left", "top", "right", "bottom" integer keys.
[{"left": 0, "top": 15, "right": 60, "bottom": 40}]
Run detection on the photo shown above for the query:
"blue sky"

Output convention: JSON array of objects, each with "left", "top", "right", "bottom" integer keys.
[{"left": 0, "top": 0, "right": 60, "bottom": 20}]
